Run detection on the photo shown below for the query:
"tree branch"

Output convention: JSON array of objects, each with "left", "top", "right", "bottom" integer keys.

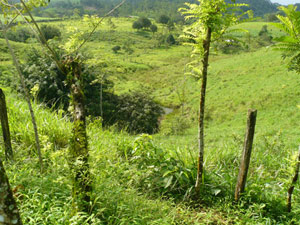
[{"left": 19, "top": 0, "right": 64, "bottom": 72}]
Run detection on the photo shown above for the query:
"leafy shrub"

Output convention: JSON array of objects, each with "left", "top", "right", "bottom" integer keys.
[
  {"left": 112, "top": 45, "right": 121, "bottom": 53},
  {"left": 117, "top": 134, "right": 196, "bottom": 198},
  {"left": 138, "top": 17, "right": 152, "bottom": 29},
  {"left": 40, "top": 24, "right": 61, "bottom": 41},
  {"left": 132, "top": 21, "right": 143, "bottom": 30},
  {"left": 257, "top": 25, "right": 273, "bottom": 45},
  {"left": 1, "top": 27, "right": 33, "bottom": 42},
  {"left": 158, "top": 15, "right": 170, "bottom": 24},
  {"left": 133, "top": 17, "right": 152, "bottom": 30},
  {"left": 166, "top": 34, "right": 176, "bottom": 45},
  {"left": 150, "top": 24, "right": 158, "bottom": 34},
  {"left": 109, "top": 92, "right": 163, "bottom": 134}
]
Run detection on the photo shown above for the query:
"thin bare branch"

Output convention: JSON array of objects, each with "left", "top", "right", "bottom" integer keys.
[
  {"left": 0, "top": 19, "right": 43, "bottom": 172},
  {"left": 19, "top": 0, "right": 64, "bottom": 72},
  {"left": 6, "top": 13, "right": 20, "bottom": 28}
]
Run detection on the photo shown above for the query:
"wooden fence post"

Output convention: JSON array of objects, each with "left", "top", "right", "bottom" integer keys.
[
  {"left": 0, "top": 89, "right": 13, "bottom": 160},
  {"left": 287, "top": 145, "right": 300, "bottom": 212},
  {"left": 235, "top": 109, "right": 257, "bottom": 201}
]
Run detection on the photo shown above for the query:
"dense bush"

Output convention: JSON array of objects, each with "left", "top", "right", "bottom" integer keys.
[
  {"left": 158, "top": 15, "right": 170, "bottom": 24},
  {"left": 166, "top": 34, "right": 176, "bottom": 45},
  {"left": 258, "top": 25, "right": 272, "bottom": 41},
  {"left": 0, "top": 25, "right": 60, "bottom": 43},
  {"left": 132, "top": 17, "right": 152, "bottom": 30},
  {"left": 40, "top": 25, "right": 61, "bottom": 41},
  {"left": 150, "top": 24, "right": 158, "bottom": 34},
  {"left": 117, "top": 134, "right": 196, "bottom": 198},
  {"left": 138, "top": 17, "right": 152, "bottom": 29},
  {"left": 112, "top": 45, "right": 121, "bottom": 53},
  {"left": 0, "top": 27, "right": 33, "bottom": 42},
  {"left": 109, "top": 92, "right": 163, "bottom": 134},
  {"left": 132, "top": 21, "right": 143, "bottom": 30}
]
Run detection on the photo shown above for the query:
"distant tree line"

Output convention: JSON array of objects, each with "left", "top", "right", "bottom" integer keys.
[{"left": 35, "top": 0, "right": 283, "bottom": 21}]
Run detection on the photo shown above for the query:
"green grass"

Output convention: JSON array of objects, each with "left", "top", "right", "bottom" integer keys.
[
  {"left": 1, "top": 18, "right": 300, "bottom": 224},
  {"left": 233, "top": 21, "right": 285, "bottom": 38}
]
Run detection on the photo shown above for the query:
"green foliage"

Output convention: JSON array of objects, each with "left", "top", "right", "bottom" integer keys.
[
  {"left": 132, "top": 20, "right": 143, "bottom": 30},
  {"left": 19, "top": 48, "right": 114, "bottom": 117},
  {"left": 150, "top": 24, "right": 158, "bottom": 34},
  {"left": 116, "top": 134, "right": 196, "bottom": 198},
  {"left": 166, "top": 34, "right": 176, "bottom": 45},
  {"left": 214, "top": 38, "right": 244, "bottom": 54},
  {"left": 109, "top": 92, "right": 163, "bottom": 134},
  {"left": 40, "top": 0, "right": 280, "bottom": 21},
  {"left": 258, "top": 25, "right": 273, "bottom": 44},
  {"left": 40, "top": 24, "right": 61, "bottom": 41},
  {"left": 112, "top": 45, "right": 121, "bottom": 53},
  {"left": 18, "top": 48, "right": 163, "bottom": 134},
  {"left": 0, "top": 27, "right": 33, "bottom": 43},
  {"left": 272, "top": 5, "right": 300, "bottom": 74},
  {"left": 1, "top": 99, "right": 189, "bottom": 224},
  {"left": 2, "top": 14, "right": 300, "bottom": 224},
  {"left": 180, "top": 0, "right": 250, "bottom": 78},
  {"left": 158, "top": 14, "right": 171, "bottom": 25},
  {"left": 136, "top": 17, "right": 152, "bottom": 30}
]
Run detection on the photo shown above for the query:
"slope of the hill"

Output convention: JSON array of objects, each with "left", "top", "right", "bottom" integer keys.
[{"left": 1, "top": 18, "right": 300, "bottom": 224}]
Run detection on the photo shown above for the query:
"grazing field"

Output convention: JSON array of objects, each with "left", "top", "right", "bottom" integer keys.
[{"left": 0, "top": 17, "right": 300, "bottom": 224}]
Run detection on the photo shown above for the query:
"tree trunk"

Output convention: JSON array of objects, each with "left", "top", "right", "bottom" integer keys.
[
  {"left": 67, "top": 57, "right": 91, "bottom": 213},
  {"left": 0, "top": 89, "right": 13, "bottom": 160},
  {"left": 0, "top": 159, "right": 23, "bottom": 225},
  {"left": 0, "top": 21, "right": 43, "bottom": 171},
  {"left": 287, "top": 146, "right": 300, "bottom": 212},
  {"left": 195, "top": 27, "right": 212, "bottom": 193},
  {"left": 235, "top": 109, "right": 257, "bottom": 201}
]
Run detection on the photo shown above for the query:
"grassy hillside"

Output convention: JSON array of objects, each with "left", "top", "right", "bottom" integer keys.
[{"left": 0, "top": 17, "right": 300, "bottom": 224}]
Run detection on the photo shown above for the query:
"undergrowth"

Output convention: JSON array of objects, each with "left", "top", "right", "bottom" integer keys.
[{"left": 0, "top": 89, "right": 299, "bottom": 224}]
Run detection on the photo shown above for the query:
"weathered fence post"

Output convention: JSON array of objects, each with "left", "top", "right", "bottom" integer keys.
[
  {"left": 287, "top": 145, "right": 300, "bottom": 212},
  {"left": 0, "top": 89, "right": 13, "bottom": 160},
  {"left": 0, "top": 159, "right": 23, "bottom": 225},
  {"left": 235, "top": 109, "right": 257, "bottom": 201}
]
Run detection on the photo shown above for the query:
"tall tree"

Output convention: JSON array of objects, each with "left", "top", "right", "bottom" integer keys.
[{"left": 180, "top": 0, "right": 250, "bottom": 194}]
